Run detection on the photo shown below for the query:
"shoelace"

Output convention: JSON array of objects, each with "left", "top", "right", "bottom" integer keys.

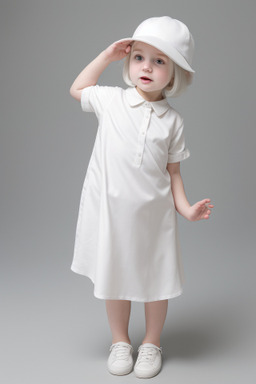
[
  {"left": 109, "top": 344, "right": 133, "bottom": 360},
  {"left": 137, "top": 345, "right": 162, "bottom": 365}
]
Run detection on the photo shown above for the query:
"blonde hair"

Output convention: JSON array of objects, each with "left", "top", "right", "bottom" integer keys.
[{"left": 122, "top": 51, "right": 193, "bottom": 98}]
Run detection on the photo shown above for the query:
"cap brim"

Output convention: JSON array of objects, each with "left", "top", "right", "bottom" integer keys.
[{"left": 116, "top": 37, "right": 195, "bottom": 73}]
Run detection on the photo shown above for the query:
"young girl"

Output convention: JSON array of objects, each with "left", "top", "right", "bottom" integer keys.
[{"left": 70, "top": 16, "right": 213, "bottom": 379}]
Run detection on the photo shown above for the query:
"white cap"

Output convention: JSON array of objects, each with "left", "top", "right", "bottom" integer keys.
[{"left": 118, "top": 16, "right": 195, "bottom": 73}]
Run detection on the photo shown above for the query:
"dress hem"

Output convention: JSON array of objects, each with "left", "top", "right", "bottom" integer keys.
[{"left": 71, "top": 264, "right": 183, "bottom": 303}]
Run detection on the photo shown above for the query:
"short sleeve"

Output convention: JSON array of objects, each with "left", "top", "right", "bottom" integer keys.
[
  {"left": 81, "top": 85, "right": 119, "bottom": 119},
  {"left": 167, "top": 118, "right": 190, "bottom": 163}
]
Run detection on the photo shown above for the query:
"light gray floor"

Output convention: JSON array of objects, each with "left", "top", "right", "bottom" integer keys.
[{"left": 1, "top": 237, "right": 255, "bottom": 383}]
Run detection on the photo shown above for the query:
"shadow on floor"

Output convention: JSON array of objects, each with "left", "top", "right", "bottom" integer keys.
[{"left": 162, "top": 303, "right": 242, "bottom": 361}]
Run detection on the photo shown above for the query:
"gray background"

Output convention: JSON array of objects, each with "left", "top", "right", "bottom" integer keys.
[{"left": 1, "top": 0, "right": 255, "bottom": 383}]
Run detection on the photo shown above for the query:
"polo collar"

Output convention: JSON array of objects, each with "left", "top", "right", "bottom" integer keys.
[{"left": 125, "top": 87, "right": 170, "bottom": 117}]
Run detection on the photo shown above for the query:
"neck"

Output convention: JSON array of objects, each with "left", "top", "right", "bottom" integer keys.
[{"left": 135, "top": 86, "right": 164, "bottom": 102}]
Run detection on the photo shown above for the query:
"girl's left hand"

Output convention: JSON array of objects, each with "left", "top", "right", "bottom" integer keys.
[{"left": 188, "top": 199, "right": 214, "bottom": 221}]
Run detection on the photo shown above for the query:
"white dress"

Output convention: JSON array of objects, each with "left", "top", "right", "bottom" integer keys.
[{"left": 71, "top": 85, "right": 190, "bottom": 302}]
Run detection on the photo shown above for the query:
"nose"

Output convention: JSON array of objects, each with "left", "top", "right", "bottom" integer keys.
[{"left": 142, "top": 61, "right": 152, "bottom": 72}]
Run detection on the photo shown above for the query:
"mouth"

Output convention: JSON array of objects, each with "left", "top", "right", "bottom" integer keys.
[{"left": 140, "top": 76, "right": 152, "bottom": 83}]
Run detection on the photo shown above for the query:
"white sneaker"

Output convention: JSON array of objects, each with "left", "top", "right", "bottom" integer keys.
[
  {"left": 134, "top": 343, "right": 163, "bottom": 379},
  {"left": 107, "top": 341, "right": 134, "bottom": 375}
]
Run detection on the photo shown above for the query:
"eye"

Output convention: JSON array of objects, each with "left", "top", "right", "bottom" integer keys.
[
  {"left": 134, "top": 54, "right": 143, "bottom": 61},
  {"left": 155, "top": 59, "right": 165, "bottom": 65}
]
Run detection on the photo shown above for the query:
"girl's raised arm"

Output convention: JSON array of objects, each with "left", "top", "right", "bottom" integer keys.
[{"left": 69, "top": 40, "right": 132, "bottom": 102}]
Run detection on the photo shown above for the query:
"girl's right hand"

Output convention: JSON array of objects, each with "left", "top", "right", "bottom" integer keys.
[
  {"left": 70, "top": 40, "right": 133, "bottom": 102},
  {"left": 104, "top": 40, "right": 133, "bottom": 62}
]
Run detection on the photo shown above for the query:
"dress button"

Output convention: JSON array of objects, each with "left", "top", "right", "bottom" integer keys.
[
  {"left": 141, "top": 131, "right": 145, "bottom": 135},
  {"left": 138, "top": 153, "right": 142, "bottom": 157}
]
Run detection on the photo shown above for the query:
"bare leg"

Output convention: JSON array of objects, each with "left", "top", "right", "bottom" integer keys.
[
  {"left": 142, "top": 300, "right": 168, "bottom": 347},
  {"left": 105, "top": 300, "right": 132, "bottom": 344}
]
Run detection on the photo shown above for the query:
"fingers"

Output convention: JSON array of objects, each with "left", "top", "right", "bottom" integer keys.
[
  {"left": 198, "top": 199, "right": 214, "bottom": 209},
  {"left": 204, "top": 206, "right": 213, "bottom": 220},
  {"left": 200, "top": 198, "right": 211, "bottom": 205},
  {"left": 114, "top": 39, "right": 133, "bottom": 48},
  {"left": 105, "top": 40, "right": 132, "bottom": 61},
  {"left": 125, "top": 45, "right": 131, "bottom": 53},
  {"left": 113, "top": 40, "right": 132, "bottom": 54},
  {"left": 115, "top": 38, "right": 133, "bottom": 44},
  {"left": 195, "top": 198, "right": 214, "bottom": 220}
]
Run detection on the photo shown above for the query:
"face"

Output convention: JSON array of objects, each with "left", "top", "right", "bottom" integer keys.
[{"left": 129, "top": 41, "right": 174, "bottom": 101}]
